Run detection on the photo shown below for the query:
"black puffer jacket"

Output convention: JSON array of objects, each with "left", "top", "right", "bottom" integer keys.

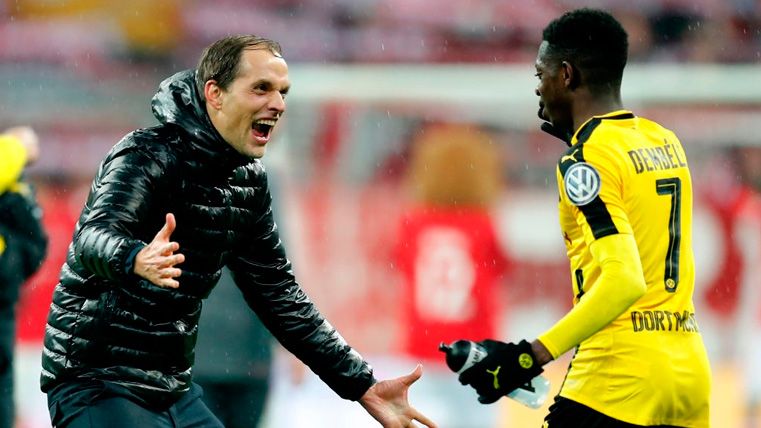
[{"left": 41, "top": 70, "right": 375, "bottom": 405}]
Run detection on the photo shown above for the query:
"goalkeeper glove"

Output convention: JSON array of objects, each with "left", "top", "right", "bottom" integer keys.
[
  {"left": 541, "top": 121, "right": 572, "bottom": 147},
  {"left": 458, "top": 339, "right": 544, "bottom": 404}
]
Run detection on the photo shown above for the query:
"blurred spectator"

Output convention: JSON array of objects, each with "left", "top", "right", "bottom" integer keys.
[
  {"left": 695, "top": 143, "right": 761, "bottom": 425},
  {"left": 3, "top": 0, "right": 758, "bottom": 70},
  {"left": 0, "top": 126, "right": 48, "bottom": 428},
  {"left": 8, "top": 0, "right": 183, "bottom": 63},
  {"left": 392, "top": 123, "right": 509, "bottom": 427},
  {"left": 13, "top": 174, "right": 83, "bottom": 428},
  {"left": 194, "top": 164, "right": 290, "bottom": 428},
  {"left": 193, "top": 268, "right": 274, "bottom": 428},
  {"left": 726, "top": 146, "right": 761, "bottom": 426},
  {"left": 700, "top": 146, "right": 761, "bottom": 321}
]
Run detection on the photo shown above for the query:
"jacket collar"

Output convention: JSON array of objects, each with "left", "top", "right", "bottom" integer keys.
[{"left": 151, "top": 69, "right": 250, "bottom": 168}]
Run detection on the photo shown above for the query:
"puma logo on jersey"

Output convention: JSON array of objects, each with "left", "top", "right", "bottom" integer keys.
[
  {"left": 560, "top": 149, "right": 580, "bottom": 164},
  {"left": 486, "top": 366, "right": 501, "bottom": 390}
]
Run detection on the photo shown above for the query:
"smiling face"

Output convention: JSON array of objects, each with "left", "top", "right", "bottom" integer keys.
[
  {"left": 534, "top": 41, "right": 573, "bottom": 136},
  {"left": 205, "top": 48, "right": 290, "bottom": 159}
]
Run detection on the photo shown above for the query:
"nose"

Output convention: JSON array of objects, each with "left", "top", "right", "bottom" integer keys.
[
  {"left": 269, "top": 92, "right": 286, "bottom": 113},
  {"left": 535, "top": 87, "right": 540, "bottom": 96}
]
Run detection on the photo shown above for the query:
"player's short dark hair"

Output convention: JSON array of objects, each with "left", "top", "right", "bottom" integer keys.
[
  {"left": 196, "top": 35, "right": 282, "bottom": 97},
  {"left": 542, "top": 8, "right": 628, "bottom": 92}
]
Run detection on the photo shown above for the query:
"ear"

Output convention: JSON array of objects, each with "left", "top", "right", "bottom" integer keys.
[
  {"left": 560, "top": 61, "right": 579, "bottom": 90},
  {"left": 204, "top": 80, "right": 224, "bottom": 110}
]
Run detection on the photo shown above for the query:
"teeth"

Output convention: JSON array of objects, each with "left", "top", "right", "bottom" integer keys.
[{"left": 254, "top": 119, "right": 276, "bottom": 126}]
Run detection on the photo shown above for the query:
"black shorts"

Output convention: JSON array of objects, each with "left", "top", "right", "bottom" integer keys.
[{"left": 543, "top": 396, "right": 682, "bottom": 428}]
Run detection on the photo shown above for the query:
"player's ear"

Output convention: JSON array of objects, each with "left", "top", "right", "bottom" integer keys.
[{"left": 561, "top": 61, "right": 579, "bottom": 90}]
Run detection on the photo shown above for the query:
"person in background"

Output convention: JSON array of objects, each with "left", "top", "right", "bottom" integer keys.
[
  {"left": 194, "top": 163, "right": 288, "bottom": 428},
  {"left": 193, "top": 268, "right": 273, "bottom": 428},
  {"left": 454, "top": 9, "right": 711, "bottom": 427},
  {"left": 0, "top": 126, "right": 48, "bottom": 428},
  {"left": 720, "top": 145, "right": 761, "bottom": 427},
  {"left": 40, "top": 35, "right": 436, "bottom": 428},
  {"left": 394, "top": 123, "right": 509, "bottom": 427}
]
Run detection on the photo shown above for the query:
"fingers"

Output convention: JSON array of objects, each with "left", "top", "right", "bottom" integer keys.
[
  {"left": 154, "top": 213, "right": 177, "bottom": 241},
  {"left": 160, "top": 267, "right": 182, "bottom": 279},
  {"left": 158, "top": 236, "right": 181, "bottom": 263},
  {"left": 165, "top": 212, "right": 176, "bottom": 231},
  {"left": 477, "top": 393, "right": 501, "bottom": 405},
  {"left": 161, "top": 242, "right": 181, "bottom": 257},
  {"left": 402, "top": 366, "right": 438, "bottom": 427},
  {"left": 410, "top": 408, "right": 437, "bottom": 428},
  {"left": 458, "top": 368, "right": 474, "bottom": 386},
  {"left": 153, "top": 264, "right": 182, "bottom": 289},
  {"left": 134, "top": 214, "right": 185, "bottom": 289},
  {"left": 157, "top": 277, "right": 180, "bottom": 289},
  {"left": 164, "top": 253, "right": 185, "bottom": 267},
  {"left": 401, "top": 364, "right": 424, "bottom": 387}
]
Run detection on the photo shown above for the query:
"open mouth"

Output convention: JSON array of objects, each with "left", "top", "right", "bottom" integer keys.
[{"left": 252, "top": 119, "right": 276, "bottom": 140}]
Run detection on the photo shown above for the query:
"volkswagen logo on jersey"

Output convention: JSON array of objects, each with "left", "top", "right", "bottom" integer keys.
[{"left": 564, "top": 162, "right": 601, "bottom": 206}]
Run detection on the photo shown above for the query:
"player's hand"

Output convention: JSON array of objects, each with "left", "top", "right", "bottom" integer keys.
[
  {"left": 458, "top": 339, "right": 543, "bottom": 404},
  {"left": 134, "top": 213, "right": 185, "bottom": 289},
  {"left": 359, "top": 365, "right": 437, "bottom": 428},
  {"left": 540, "top": 121, "right": 572, "bottom": 146}
]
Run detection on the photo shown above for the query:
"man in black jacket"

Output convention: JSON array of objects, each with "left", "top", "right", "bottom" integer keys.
[
  {"left": 0, "top": 126, "right": 48, "bottom": 428},
  {"left": 41, "top": 35, "right": 436, "bottom": 428}
]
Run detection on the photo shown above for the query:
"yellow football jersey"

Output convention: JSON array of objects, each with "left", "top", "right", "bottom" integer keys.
[
  {"left": 554, "top": 110, "right": 710, "bottom": 427},
  {"left": 0, "top": 134, "right": 27, "bottom": 193}
]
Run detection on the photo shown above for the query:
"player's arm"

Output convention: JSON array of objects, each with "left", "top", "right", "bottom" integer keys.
[
  {"left": 459, "top": 144, "right": 646, "bottom": 402},
  {"left": 535, "top": 233, "right": 646, "bottom": 361},
  {"left": 457, "top": 234, "right": 646, "bottom": 402}
]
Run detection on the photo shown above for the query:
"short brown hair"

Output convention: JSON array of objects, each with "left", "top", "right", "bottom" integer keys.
[{"left": 195, "top": 35, "right": 282, "bottom": 97}]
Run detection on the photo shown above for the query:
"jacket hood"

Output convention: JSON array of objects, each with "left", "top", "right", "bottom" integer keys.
[{"left": 151, "top": 69, "right": 246, "bottom": 164}]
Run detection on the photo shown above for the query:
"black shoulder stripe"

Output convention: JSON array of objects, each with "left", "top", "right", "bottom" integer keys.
[
  {"left": 575, "top": 118, "right": 602, "bottom": 145},
  {"left": 605, "top": 112, "right": 635, "bottom": 121},
  {"left": 578, "top": 195, "right": 619, "bottom": 239},
  {"left": 574, "top": 112, "right": 634, "bottom": 147},
  {"left": 559, "top": 144, "right": 618, "bottom": 240}
]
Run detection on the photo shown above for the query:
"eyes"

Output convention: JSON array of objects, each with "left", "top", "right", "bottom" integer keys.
[{"left": 252, "top": 82, "right": 289, "bottom": 99}]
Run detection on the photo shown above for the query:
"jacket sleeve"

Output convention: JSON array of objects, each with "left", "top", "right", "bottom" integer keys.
[
  {"left": 227, "top": 168, "right": 376, "bottom": 401},
  {"left": 73, "top": 143, "right": 166, "bottom": 281}
]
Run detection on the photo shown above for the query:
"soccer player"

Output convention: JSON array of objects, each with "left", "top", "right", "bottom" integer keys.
[
  {"left": 0, "top": 126, "right": 47, "bottom": 428},
  {"left": 454, "top": 9, "right": 711, "bottom": 428}
]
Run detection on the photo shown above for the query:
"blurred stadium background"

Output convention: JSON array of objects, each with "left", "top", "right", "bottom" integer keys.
[{"left": 4, "top": 0, "right": 761, "bottom": 427}]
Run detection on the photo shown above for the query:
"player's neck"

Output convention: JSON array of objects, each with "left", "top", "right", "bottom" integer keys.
[{"left": 571, "top": 92, "right": 624, "bottom": 132}]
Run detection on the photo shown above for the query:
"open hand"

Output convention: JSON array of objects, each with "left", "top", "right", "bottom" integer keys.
[
  {"left": 134, "top": 213, "right": 185, "bottom": 288},
  {"left": 359, "top": 365, "right": 437, "bottom": 428}
]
